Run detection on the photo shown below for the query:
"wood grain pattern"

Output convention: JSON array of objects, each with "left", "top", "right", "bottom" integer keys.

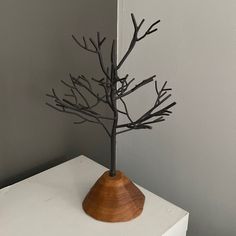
[{"left": 82, "top": 170, "right": 145, "bottom": 222}]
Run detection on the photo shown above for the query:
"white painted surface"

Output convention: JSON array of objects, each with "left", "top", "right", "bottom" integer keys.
[
  {"left": 117, "top": 1, "right": 236, "bottom": 235},
  {"left": 0, "top": 156, "right": 188, "bottom": 236}
]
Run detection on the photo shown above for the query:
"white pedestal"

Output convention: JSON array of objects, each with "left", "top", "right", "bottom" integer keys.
[{"left": 0, "top": 156, "right": 189, "bottom": 236}]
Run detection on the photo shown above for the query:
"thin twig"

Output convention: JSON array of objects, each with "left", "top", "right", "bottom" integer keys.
[{"left": 116, "top": 75, "right": 156, "bottom": 99}]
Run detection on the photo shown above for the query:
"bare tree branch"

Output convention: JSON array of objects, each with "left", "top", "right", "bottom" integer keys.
[
  {"left": 116, "top": 128, "right": 133, "bottom": 135},
  {"left": 119, "top": 97, "right": 134, "bottom": 124},
  {"left": 117, "top": 13, "right": 160, "bottom": 70},
  {"left": 89, "top": 37, "right": 110, "bottom": 80},
  {"left": 46, "top": 13, "right": 176, "bottom": 177},
  {"left": 46, "top": 13, "right": 177, "bottom": 178},
  {"left": 116, "top": 79, "right": 176, "bottom": 130},
  {"left": 72, "top": 35, "right": 97, "bottom": 53},
  {"left": 116, "top": 75, "right": 156, "bottom": 99},
  {"left": 46, "top": 102, "right": 99, "bottom": 124}
]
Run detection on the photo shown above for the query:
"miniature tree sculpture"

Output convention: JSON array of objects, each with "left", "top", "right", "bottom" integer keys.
[{"left": 46, "top": 14, "right": 176, "bottom": 222}]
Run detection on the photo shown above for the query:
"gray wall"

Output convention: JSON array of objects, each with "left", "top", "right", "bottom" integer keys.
[
  {"left": 0, "top": 0, "right": 116, "bottom": 187},
  {"left": 117, "top": 1, "right": 236, "bottom": 236}
]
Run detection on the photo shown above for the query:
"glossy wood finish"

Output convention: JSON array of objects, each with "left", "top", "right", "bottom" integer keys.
[{"left": 82, "top": 170, "right": 145, "bottom": 222}]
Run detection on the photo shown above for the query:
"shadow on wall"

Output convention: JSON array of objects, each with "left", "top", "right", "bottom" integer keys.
[{"left": 0, "top": 0, "right": 116, "bottom": 188}]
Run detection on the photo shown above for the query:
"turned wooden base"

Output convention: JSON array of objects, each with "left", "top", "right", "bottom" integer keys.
[{"left": 82, "top": 170, "right": 145, "bottom": 222}]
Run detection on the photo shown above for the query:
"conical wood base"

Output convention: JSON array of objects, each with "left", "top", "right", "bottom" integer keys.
[{"left": 82, "top": 170, "right": 145, "bottom": 222}]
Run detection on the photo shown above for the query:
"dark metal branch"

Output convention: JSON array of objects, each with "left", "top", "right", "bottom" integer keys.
[
  {"left": 137, "top": 20, "right": 161, "bottom": 41},
  {"left": 119, "top": 97, "right": 133, "bottom": 124},
  {"left": 98, "top": 120, "right": 111, "bottom": 137},
  {"left": 116, "top": 128, "right": 132, "bottom": 135},
  {"left": 74, "top": 120, "right": 86, "bottom": 124},
  {"left": 65, "top": 88, "right": 78, "bottom": 105},
  {"left": 69, "top": 74, "right": 106, "bottom": 103},
  {"left": 46, "top": 102, "right": 99, "bottom": 124},
  {"left": 142, "top": 117, "right": 165, "bottom": 125},
  {"left": 97, "top": 32, "right": 106, "bottom": 49},
  {"left": 137, "top": 81, "right": 173, "bottom": 122},
  {"left": 117, "top": 74, "right": 129, "bottom": 82},
  {"left": 116, "top": 75, "right": 156, "bottom": 99},
  {"left": 61, "top": 79, "right": 90, "bottom": 107},
  {"left": 47, "top": 87, "right": 114, "bottom": 133},
  {"left": 137, "top": 101, "right": 176, "bottom": 125},
  {"left": 89, "top": 38, "right": 110, "bottom": 80},
  {"left": 117, "top": 14, "right": 160, "bottom": 70},
  {"left": 73, "top": 33, "right": 110, "bottom": 81},
  {"left": 90, "top": 77, "right": 113, "bottom": 110},
  {"left": 76, "top": 88, "right": 90, "bottom": 108},
  {"left": 117, "top": 77, "right": 135, "bottom": 96},
  {"left": 62, "top": 98, "right": 114, "bottom": 121},
  {"left": 49, "top": 97, "right": 111, "bottom": 137},
  {"left": 116, "top": 79, "right": 176, "bottom": 130},
  {"left": 98, "top": 81, "right": 113, "bottom": 109},
  {"left": 91, "top": 77, "right": 105, "bottom": 83},
  {"left": 116, "top": 109, "right": 127, "bottom": 115},
  {"left": 56, "top": 86, "right": 112, "bottom": 137},
  {"left": 61, "top": 79, "right": 74, "bottom": 89},
  {"left": 46, "top": 14, "right": 176, "bottom": 177},
  {"left": 111, "top": 40, "right": 117, "bottom": 73},
  {"left": 79, "top": 75, "right": 92, "bottom": 90},
  {"left": 72, "top": 35, "right": 96, "bottom": 53},
  {"left": 62, "top": 98, "right": 98, "bottom": 115},
  {"left": 148, "top": 102, "right": 176, "bottom": 118}
]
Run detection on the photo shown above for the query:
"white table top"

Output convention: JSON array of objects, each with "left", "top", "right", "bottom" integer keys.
[{"left": 0, "top": 156, "right": 188, "bottom": 236}]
